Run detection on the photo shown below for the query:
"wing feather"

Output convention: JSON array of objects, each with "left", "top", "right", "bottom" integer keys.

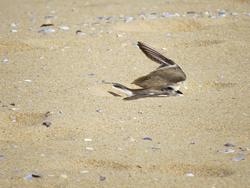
[{"left": 137, "top": 41, "right": 175, "bottom": 66}]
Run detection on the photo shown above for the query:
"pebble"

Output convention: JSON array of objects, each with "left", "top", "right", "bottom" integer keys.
[
  {"left": 222, "top": 148, "right": 235, "bottom": 154},
  {"left": 124, "top": 16, "right": 134, "bottom": 23},
  {"left": 99, "top": 176, "right": 106, "bottom": 181},
  {"left": 11, "top": 29, "right": 18, "bottom": 33},
  {"left": 232, "top": 154, "right": 245, "bottom": 162},
  {"left": 42, "top": 121, "right": 51, "bottom": 127},
  {"left": 186, "top": 172, "right": 194, "bottom": 177},
  {"left": 84, "top": 138, "right": 92, "bottom": 142},
  {"left": 80, "top": 170, "right": 89, "bottom": 174},
  {"left": 24, "top": 173, "right": 41, "bottom": 180},
  {"left": 59, "top": 26, "right": 70, "bottom": 31},
  {"left": 76, "top": 30, "right": 86, "bottom": 36},
  {"left": 24, "top": 79, "right": 32, "bottom": 82},
  {"left": 2, "top": 57, "right": 9, "bottom": 64},
  {"left": 0, "top": 155, "right": 4, "bottom": 160},
  {"left": 96, "top": 109, "right": 102, "bottom": 113},
  {"left": 40, "top": 23, "right": 54, "bottom": 27},
  {"left": 85, "top": 147, "right": 94, "bottom": 151},
  {"left": 218, "top": 10, "right": 226, "bottom": 17},
  {"left": 224, "top": 143, "right": 235, "bottom": 147},
  {"left": 38, "top": 28, "right": 56, "bottom": 33}
]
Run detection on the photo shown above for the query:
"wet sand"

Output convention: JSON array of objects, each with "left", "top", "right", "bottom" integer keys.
[{"left": 0, "top": 0, "right": 250, "bottom": 187}]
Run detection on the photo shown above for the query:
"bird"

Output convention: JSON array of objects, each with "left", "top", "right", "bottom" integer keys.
[{"left": 111, "top": 41, "right": 186, "bottom": 100}]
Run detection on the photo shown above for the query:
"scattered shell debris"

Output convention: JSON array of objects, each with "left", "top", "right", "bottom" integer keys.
[{"left": 59, "top": 25, "right": 70, "bottom": 31}]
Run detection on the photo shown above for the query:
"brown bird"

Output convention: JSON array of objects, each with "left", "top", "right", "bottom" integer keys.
[{"left": 111, "top": 41, "right": 186, "bottom": 100}]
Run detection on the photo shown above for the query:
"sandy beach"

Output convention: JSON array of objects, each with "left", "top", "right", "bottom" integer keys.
[{"left": 0, "top": 0, "right": 250, "bottom": 187}]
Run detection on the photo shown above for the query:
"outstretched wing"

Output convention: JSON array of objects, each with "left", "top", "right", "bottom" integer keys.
[
  {"left": 134, "top": 42, "right": 186, "bottom": 89},
  {"left": 132, "top": 66, "right": 186, "bottom": 89},
  {"left": 137, "top": 41, "right": 175, "bottom": 66}
]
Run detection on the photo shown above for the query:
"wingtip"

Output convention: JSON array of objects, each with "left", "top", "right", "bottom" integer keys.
[{"left": 137, "top": 41, "right": 144, "bottom": 47}]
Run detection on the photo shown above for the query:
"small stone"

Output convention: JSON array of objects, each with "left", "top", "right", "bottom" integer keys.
[
  {"left": 124, "top": 16, "right": 134, "bottom": 23},
  {"left": 38, "top": 28, "right": 56, "bottom": 33},
  {"left": 40, "top": 23, "right": 54, "bottom": 27},
  {"left": 186, "top": 172, "right": 194, "bottom": 177},
  {"left": 85, "top": 147, "right": 94, "bottom": 151},
  {"left": 84, "top": 138, "right": 92, "bottom": 142},
  {"left": 42, "top": 121, "right": 51, "bottom": 127},
  {"left": 0, "top": 155, "right": 4, "bottom": 160},
  {"left": 116, "top": 33, "right": 123, "bottom": 38},
  {"left": 162, "top": 12, "right": 177, "bottom": 17},
  {"left": 24, "top": 173, "right": 41, "bottom": 180},
  {"left": 190, "top": 141, "right": 195, "bottom": 145},
  {"left": 11, "top": 29, "right": 18, "bottom": 33},
  {"left": 186, "top": 11, "right": 196, "bottom": 15},
  {"left": 232, "top": 154, "right": 245, "bottom": 162},
  {"left": 59, "top": 26, "right": 70, "bottom": 31},
  {"left": 224, "top": 143, "right": 235, "bottom": 147},
  {"left": 24, "top": 79, "right": 32, "bottom": 82},
  {"left": 99, "top": 176, "right": 106, "bottom": 181},
  {"left": 218, "top": 10, "right": 226, "bottom": 17},
  {"left": 76, "top": 30, "right": 86, "bottom": 36},
  {"left": 223, "top": 148, "right": 235, "bottom": 154},
  {"left": 80, "top": 170, "right": 89, "bottom": 174}
]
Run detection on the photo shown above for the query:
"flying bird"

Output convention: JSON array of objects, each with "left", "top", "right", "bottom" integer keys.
[{"left": 111, "top": 41, "right": 186, "bottom": 100}]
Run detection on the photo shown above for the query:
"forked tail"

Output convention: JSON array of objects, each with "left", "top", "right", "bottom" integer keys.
[{"left": 112, "top": 83, "right": 134, "bottom": 97}]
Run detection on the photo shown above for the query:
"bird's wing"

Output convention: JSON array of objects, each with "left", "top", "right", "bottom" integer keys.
[
  {"left": 137, "top": 41, "right": 175, "bottom": 66},
  {"left": 132, "top": 66, "right": 186, "bottom": 89}
]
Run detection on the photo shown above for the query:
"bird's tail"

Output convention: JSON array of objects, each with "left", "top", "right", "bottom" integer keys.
[{"left": 112, "top": 83, "right": 134, "bottom": 97}]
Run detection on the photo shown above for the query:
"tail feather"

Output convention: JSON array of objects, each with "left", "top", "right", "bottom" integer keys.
[{"left": 112, "top": 83, "right": 134, "bottom": 97}]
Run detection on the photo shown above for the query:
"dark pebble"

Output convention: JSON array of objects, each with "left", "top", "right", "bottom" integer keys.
[
  {"left": 99, "top": 176, "right": 106, "bottom": 181},
  {"left": 42, "top": 121, "right": 51, "bottom": 127},
  {"left": 224, "top": 143, "right": 235, "bottom": 147}
]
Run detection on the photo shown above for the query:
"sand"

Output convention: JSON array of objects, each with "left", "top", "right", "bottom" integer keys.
[{"left": 0, "top": 0, "right": 250, "bottom": 187}]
